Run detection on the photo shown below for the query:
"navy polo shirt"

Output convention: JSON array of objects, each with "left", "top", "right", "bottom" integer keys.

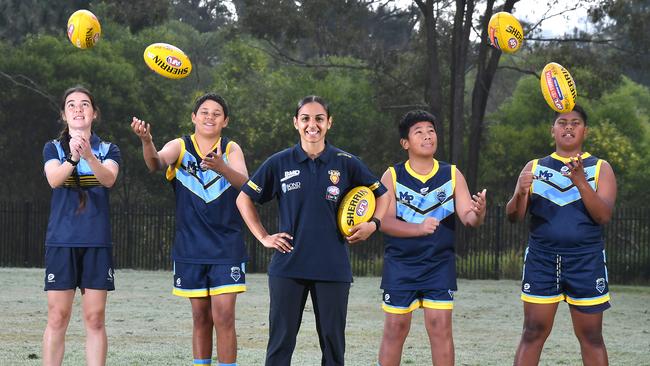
[{"left": 241, "top": 143, "right": 387, "bottom": 282}]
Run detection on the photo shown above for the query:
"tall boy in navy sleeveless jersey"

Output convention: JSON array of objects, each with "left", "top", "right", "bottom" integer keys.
[
  {"left": 131, "top": 94, "right": 248, "bottom": 366},
  {"left": 376, "top": 110, "right": 487, "bottom": 366},
  {"left": 237, "top": 96, "right": 389, "bottom": 366},
  {"left": 42, "top": 86, "right": 120, "bottom": 366},
  {"left": 507, "top": 105, "right": 617, "bottom": 366}
]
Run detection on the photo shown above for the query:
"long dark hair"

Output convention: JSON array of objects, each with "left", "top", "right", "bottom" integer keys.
[{"left": 58, "top": 86, "right": 99, "bottom": 213}]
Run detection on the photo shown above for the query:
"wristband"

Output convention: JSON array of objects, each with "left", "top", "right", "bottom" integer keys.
[
  {"left": 66, "top": 156, "right": 79, "bottom": 166},
  {"left": 370, "top": 217, "right": 381, "bottom": 231}
]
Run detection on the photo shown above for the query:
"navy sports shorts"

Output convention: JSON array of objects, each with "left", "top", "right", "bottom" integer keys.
[
  {"left": 382, "top": 288, "right": 454, "bottom": 314},
  {"left": 44, "top": 246, "right": 115, "bottom": 291},
  {"left": 521, "top": 246, "right": 610, "bottom": 313},
  {"left": 172, "top": 261, "right": 247, "bottom": 297}
]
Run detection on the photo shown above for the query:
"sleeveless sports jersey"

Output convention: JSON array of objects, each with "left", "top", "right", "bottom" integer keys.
[
  {"left": 529, "top": 152, "right": 604, "bottom": 254},
  {"left": 381, "top": 159, "right": 457, "bottom": 290},
  {"left": 166, "top": 135, "right": 247, "bottom": 264},
  {"left": 42, "top": 134, "right": 121, "bottom": 247}
]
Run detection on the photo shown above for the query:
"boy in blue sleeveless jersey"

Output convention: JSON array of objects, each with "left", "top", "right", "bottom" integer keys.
[
  {"left": 507, "top": 105, "right": 617, "bottom": 366},
  {"left": 42, "top": 86, "right": 120, "bottom": 366},
  {"left": 237, "top": 95, "right": 389, "bottom": 366},
  {"left": 131, "top": 93, "right": 248, "bottom": 366},
  {"left": 377, "top": 110, "right": 487, "bottom": 366}
]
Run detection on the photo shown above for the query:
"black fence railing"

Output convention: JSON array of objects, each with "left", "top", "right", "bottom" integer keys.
[{"left": 1, "top": 201, "right": 648, "bottom": 284}]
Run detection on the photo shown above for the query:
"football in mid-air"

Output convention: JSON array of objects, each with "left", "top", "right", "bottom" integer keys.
[
  {"left": 67, "top": 10, "right": 101, "bottom": 49},
  {"left": 488, "top": 11, "right": 524, "bottom": 54},
  {"left": 540, "top": 62, "right": 577, "bottom": 113},
  {"left": 143, "top": 43, "right": 192, "bottom": 80},
  {"left": 337, "top": 186, "right": 376, "bottom": 237}
]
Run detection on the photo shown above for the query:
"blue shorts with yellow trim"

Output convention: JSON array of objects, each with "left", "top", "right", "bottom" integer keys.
[
  {"left": 44, "top": 247, "right": 115, "bottom": 291},
  {"left": 521, "top": 247, "right": 610, "bottom": 312},
  {"left": 382, "top": 289, "right": 454, "bottom": 314},
  {"left": 173, "top": 262, "right": 246, "bottom": 298}
]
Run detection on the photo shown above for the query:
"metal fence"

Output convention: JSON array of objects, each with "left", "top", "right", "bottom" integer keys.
[{"left": 1, "top": 201, "right": 648, "bottom": 284}]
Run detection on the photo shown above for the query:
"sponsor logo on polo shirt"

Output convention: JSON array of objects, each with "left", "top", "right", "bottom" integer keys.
[
  {"left": 326, "top": 185, "right": 340, "bottom": 201},
  {"left": 282, "top": 181, "right": 301, "bottom": 193},
  {"left": 247, "top": 181, "right": 262, "bottom": 194},
  {"left": 280, "top": 169, "right": 300, "bottom": 182},
  {"left": 328, "top": 170, "right": 340, "bottom": 184}
]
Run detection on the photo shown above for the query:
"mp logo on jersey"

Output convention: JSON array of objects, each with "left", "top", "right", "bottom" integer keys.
[
  {"left": 538, "top": 169, "right": 554, "bottom": 181},
  {"left": 398, "top": 191, "right": 414, "bottom": 205},
  {"left": 595, "top": 278, "right": 606, "bottom": 294},
  {"left": 231, "top": 267, "right": 241, "bottom": 282}
]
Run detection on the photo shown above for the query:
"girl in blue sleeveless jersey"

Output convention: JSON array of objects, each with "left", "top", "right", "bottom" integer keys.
[
  {"left": 130, "top": 94, "right": 248, "bottom": 366},
  {"left": 507, "top": 105, "right": 617, "bottom": 366},
  {"left": 237, "top": 95, "right": 389, "bottom": 366},
  {"left": 42, "top": 86, "right": 121, "bottom": 366},
  {"left": 376, "top": 110, "right": 486, "bottom": 366}
]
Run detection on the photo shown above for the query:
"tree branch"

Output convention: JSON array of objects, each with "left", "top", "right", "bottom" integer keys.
[{"left": 0, "top": 71, "right": 58, "bottom": 113}]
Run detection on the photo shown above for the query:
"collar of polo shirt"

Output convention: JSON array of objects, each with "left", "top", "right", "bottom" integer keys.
[{"left": 293, "top": 141, "right": 333, "bottom": 163}]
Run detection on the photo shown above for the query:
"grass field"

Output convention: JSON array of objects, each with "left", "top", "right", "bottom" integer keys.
[{"left": 1, "top": 268, "right": 649, "bottom": 365}]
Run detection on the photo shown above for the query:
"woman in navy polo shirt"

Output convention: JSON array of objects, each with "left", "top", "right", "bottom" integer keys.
[
  {"left": 237, "top": 95, "right": 389, "bottom": 366},
  {"left": 42, "top": 86, "right": 120, "bottom": 366}
]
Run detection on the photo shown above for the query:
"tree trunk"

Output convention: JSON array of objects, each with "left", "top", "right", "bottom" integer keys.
[
  {"left": 450, "top": 0, "right": 475, "bottom": 165},
  {"left": 466, "top": 0, "right": 519, "bottom": 192},
  {"left": 416, "top": 0, "right": 446, "bottom": 159}
]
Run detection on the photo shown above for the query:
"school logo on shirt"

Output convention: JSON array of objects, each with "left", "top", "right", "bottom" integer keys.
[
  {"left": 596, "top": 278, "right": 606, "bottom": 294},
  {"left": 280, "top": 169, "right": 300, "bottom": 182},
  {"left": 231, "top": 267, "right": 241, "bottom": 282},
  {"left": 328, "top": 170, "right": 340, "bottom": 184},
  {"left": 47, "top": 273, "right": 55, "bottom": 283},
  {"left": 436, "top": 190, "right": 447, "bottom": 203},
  {"left": 326, "top": 185, "right": 340, "bottom": 201},
  {"left": 282, "top": 181, "right": 301, "bottom": 193}
]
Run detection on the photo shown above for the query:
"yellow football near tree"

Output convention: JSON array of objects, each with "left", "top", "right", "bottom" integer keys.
[
  {"left": 143, "top": 43, "right": 193, "bottom": 79},
  {"left": 337, "top": 186, "right": 376, "bottom": 237},
  {"left": 540, "top": 62, "right": 577, "bottom": 113},
  {"left": 67, "top": 10, "right": 101, "bottom": 49},
  {"left": 488, "top": 11, "right": 524, "bottom": 54}
]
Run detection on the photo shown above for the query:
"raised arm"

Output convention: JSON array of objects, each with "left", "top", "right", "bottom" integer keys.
[
  {"left": 565, "top": 156, "right": 617, "bottom": 225},
  {"left": 453, "top": 168, "right": 487, "bottom": 228},
  {"left": 130, "top": 117, "right": 180, "bottom": 173},
  {"left": 506, "top": 160, "right": 534, "bottom": 223}
]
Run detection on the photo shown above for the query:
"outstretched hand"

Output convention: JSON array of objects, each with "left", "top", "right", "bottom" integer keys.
[
  {"left": 130, "top": 117, "right": 152, "bottom": 143},
  {"left": 200, "top": 146, "right": 228, "bottom": 173},
  {"left": 471, "top": 189, "right": 487, "bottom": 217}
]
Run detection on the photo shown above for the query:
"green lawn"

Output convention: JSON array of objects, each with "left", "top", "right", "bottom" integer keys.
[{"left": 1, "top": 268, "right": 648, "bottom": 365}]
